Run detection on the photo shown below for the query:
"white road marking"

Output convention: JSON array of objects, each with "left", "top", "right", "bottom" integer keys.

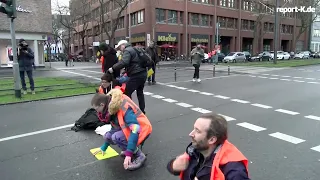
[
  {"left": 293, "top": 77, "right": 302, "bottom": 79},
  {"left": 166, "top": 85, "right": 178, "bottom": 88},
  {"left": 311, "top": 145, "right": 320, "bottom": 152},
  {"left": 307, "top": 82, "right": 319, "bottom": 84},
  {"left": 143, "top": 92, "right": 153, "bottom": 95},
  {"left": 152, "top": 95, "right": 165, "bottom": 99},
  {"left": 237, "top": 122, "right": 266, "bottom": 132},
  {"left": 271, "top": 75, "right": 279, "bottom": 76},
  {"left": 281, "top": 75, "right": 291, "bottom": 78},
  {"left": 176, "top": 102, "right": 193, "bottom": 108},
  {"left": 262, "top": 74, "right": 270, "bottom": 76},
  {"left": 187, "top": 89, "right": 200, "bottom": 93},
  {"left": 214, "top": 95, "right": 230, "bottom": 99},
  {"left": 293, "top": 80, "right": 305, "bottom": 82},
  {"left": 162, "top": 74, "right": 240, "bottom": 84},
  {"left": 257, "top": 76, "right": 268, "bottom": 78},
  {"left": 269, "top": 132, "right": 305, "bottom": 144},
  {"left": 79, "top": 69, "right": 101, "bottom": 74},
  {"left": 306, "top": 78, "right": 316, "bottom": 80},
  {"left": 251, "top": 103, "right": 272, "bottom": 109},
  {"left": 191, "top": 108, "right": 212, "bottom": 114},
  {"left": 162, "top": 98, "right": 178, "bottom": 103},
  {"left": 280, "top": 79, "right": 291, "bottom": 81},
  {"left": 0, "top": 124, "right": 74, "bottom": 142},
  {"left": 275, "top": 109, "right": 300, "bottom": 115},
  {"left": 175, "top": 86, "right": 188, "bottom": 90},
  {"left": 199, "top": 92, "right": 214, "bottom": 95},
  {"left": 219, "top": 114, "right": 236, "bottom": 121},
  {"left": 60, "top": 70, "right": 100, "bottom": 80},
  {"left": 305, "top": 115, "right": 320, "bottom": 121},
  {"left": 269, "top": 77, "right": 279, "bottom": 80},
  {"left": 231, "top": 99, "right": 250, "bottom": 104},
  {"left": 248, "top": 75, "right": 256, "bottom": 77}
]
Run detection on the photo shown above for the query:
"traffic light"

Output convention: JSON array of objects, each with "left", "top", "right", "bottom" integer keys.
[
  {"left": 215, "top": 35, "right": 221, "bottom": 44},
  {"left": 0, "top": 0, "right": 16, "bottom": 18}
]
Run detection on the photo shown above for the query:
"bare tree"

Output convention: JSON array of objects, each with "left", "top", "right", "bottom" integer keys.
[
  {"left": 97, "top": 0, "right": 129, "bottom": 46},
  {"left": 294, "top": 0, "right": 320, "bottom": 43}
]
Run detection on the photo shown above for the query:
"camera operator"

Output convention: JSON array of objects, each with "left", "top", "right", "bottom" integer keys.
[{"left": 18, "top": 39, "right": 35, "bottom": 95}]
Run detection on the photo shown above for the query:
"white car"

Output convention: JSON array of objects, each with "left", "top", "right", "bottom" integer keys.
[
  {"left": 223, "top": 52, "right": 246, "bottom": 63},
  {"left": 270, "top": 51, "right": 284, "bottom": 59},
  {"left": 276, "top": 52, "right": 291, "bottom": 60},
  {"left": 294, "top": 51, "right": 310, "bottom": 59}
]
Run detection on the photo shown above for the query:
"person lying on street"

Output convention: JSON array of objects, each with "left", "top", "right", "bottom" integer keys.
[
  {"left": 91, "top": 89, "right": 152, "bottom": 171},
  {"left": 167, "top": 113, "right": 250, "bottom": 180}
]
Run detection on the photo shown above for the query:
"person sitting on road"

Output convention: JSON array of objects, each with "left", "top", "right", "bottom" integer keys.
[
  {"left": 96, "top": 73, "right": 129, "bottom": 94},
  {"left": 91, "top": 88, "right": 152, "bottom": 171},
  {"left": 167, "top": 113, "right": 250, "bottom": 180}
]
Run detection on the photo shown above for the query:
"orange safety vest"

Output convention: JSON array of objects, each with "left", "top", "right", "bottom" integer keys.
[
  {"left": 115, "top": 83, "right": 126, "bottom": 93},
  {"left": 98, "top": 86, "right": 105, "bottom": 94},
  {"left": 117, "top": 95, "right": 152, "bottom": 145},
  {"left": 101, "top": 56, "right": 105, "bottom": 72},
  {"left": 179, "top": 140, "right": 249, "bottom": 180}
]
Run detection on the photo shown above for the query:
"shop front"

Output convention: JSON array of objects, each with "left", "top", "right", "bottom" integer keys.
[
  {"left": 156, "top": 32, "right": 178, "bottom": 59},
  {"left": 190, "top": 34, "right": 209, "bottom": 52},
  {"left": 130, "top": 33, "right": 146, "bottom": 48}
]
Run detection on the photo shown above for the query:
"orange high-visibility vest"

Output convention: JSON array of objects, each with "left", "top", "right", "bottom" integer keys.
[
  {"left": 115, "top": 83, "right": 126, "bottom": 93},
  {"left": 98, "top": 86, "right": 105, "bottom": 94},
  {"left": 101, "top": 56, "right": 105, "bottom": 72},
  {"left": 117, "top": 95, "right": 152, "bottom": 145},
  {"left": 179, "top": 140, "right": 249, "bottom": 180}
]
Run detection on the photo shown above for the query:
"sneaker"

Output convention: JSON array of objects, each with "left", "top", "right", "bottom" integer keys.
[
  {"left": 22, "top": 90, "right": 27, "bottom": 95},
  {"left": 31, "top": 91, "right": 35, "bottom": 95},
  {"left": 152, "top": 81, "right": 156, "bottom": 85},
  {"left": 197, "top": 79, "right": 201, "bottom": 82},
  {"left": 120, "top": 151, "right": 126, "bottom": 158},
  {"left": 192, "top": 78, "right": 196, "bottom": 82},
  {"left": 127, "top": 151, "right": 147, "bottom": 171}
]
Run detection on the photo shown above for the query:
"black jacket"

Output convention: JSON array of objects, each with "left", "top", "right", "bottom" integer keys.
[
  {"left": 18, "top": 47, "right": 34, "bottom": 71},
  {"left": 146, "top": 46, "right": 159, "bottom": 64},
  {"left": 102, "top": 47, "right": 120, "bottom": 77},
  {"left": 112, "top": 44, "right": 147, "bottom": 77}
]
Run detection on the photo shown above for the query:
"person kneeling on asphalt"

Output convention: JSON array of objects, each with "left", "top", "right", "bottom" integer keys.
[
  {"left": 167, "top": 113, "right": 250, "bottom": 180},
  {"left": 96, "top": 73, "right": 129, "bottom": 94},
  {"left": 91, "top": 88, "right": 152, "bottom": 170}
]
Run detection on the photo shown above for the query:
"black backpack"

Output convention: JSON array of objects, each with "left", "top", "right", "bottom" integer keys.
[
  {"left": 133, "top": 47, "right": 154, "bottom": 68},
  {"left": 71, "top": 108, "right": 107, "bottom": 132}
]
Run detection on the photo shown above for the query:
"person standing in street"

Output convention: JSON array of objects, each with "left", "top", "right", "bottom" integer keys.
[
  {"left": 167, "top": 113, "right": 250, "bottom": 180},
  {"left": 145, "top": 41, "right": 159, "bottom": 85},
  {"left": 107, "top": 40, "right": 147, "bottom": 114},
  {"left": 99, "top": 43, "right": 120, "bottom": 91},
  {"left": 17, "top": 39, "right": 36, "bottom": 95},
  {"left": 190, "top": 45, "right": 204, "bottom": 82}
]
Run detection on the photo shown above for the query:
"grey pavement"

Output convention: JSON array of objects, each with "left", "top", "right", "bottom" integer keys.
[{"left": 1, "top": 64, "right": 320, "bottom": 180}]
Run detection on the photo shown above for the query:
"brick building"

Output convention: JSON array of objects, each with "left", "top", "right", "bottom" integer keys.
[
  {"left": 0, "top": 0, "right": 52, "bottom": 67},
  {"left": 71, "top": 0, "right": 309, "bottom": 56}
]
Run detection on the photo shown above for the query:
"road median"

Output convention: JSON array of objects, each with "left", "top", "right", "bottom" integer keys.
[
  {"left": 220, "top": 59, "right": 320, "bottom": 67},
  {"left": 0, "top": 77, "right": 97, "bottom": 105}
]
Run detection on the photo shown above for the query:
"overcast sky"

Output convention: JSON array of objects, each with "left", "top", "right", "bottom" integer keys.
[{"left": 51, "top": 0, "right": 70, "bottom": 14}]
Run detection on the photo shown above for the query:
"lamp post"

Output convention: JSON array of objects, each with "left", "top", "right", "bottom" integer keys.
[{"left": 273, "top": 0, "right": 279, "bottom": 64}]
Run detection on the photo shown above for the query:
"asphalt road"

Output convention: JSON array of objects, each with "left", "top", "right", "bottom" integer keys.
[{"left": 1, "top": 64, "right": 320, "bottom": 180}]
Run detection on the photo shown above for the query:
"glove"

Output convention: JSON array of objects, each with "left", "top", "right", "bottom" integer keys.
[{"left": 108, "top": 67, "right": 113, "bottom": 73}]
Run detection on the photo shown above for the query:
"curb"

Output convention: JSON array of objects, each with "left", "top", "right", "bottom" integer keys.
[{"left": 0, "top": 92, "right": 95, "bottom": 106}]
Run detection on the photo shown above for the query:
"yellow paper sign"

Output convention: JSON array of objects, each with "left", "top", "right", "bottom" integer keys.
[
  {"left": 90, "top": 147, "right": 119, "bottom": 160},
  {"left": 147, "top": 68, "right": 154, "bottom": 78}
]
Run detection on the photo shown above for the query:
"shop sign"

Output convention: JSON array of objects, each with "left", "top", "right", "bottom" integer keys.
[
  {"left": 156, "top": 32, "right": 178, "bottom": 42},
  {"left": 130, "top": 33, "right": 145, "bottom": 43},
  {"left": 191, "top": 34, "right": 209, "bottom": 43},
  {"left": 16, "top": 5, "right": 32, "bottom": 13}
]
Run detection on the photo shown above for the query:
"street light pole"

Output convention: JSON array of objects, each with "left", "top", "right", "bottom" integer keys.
[
  {"left": 273, "top": 0, "right": 279, "bottom": 64},
  {"left": 216, "top": 22, "right": 219, "bottom": 45},
  {"left": 128, "top": 1, "right": 131, "bottom": 41}
]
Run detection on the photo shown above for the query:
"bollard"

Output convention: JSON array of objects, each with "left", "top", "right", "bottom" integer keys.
[
  {"left": 228, "top": 65, "right": 230, "bottom": 75},
  {"left": 174, "top": 66, "right": 177, "bottom": 82},
  {"left": 213, "top": 64, "right": 215, "bottom": 77}
]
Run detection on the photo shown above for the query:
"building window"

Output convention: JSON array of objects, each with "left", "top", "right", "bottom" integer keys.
[
  {"left": 201, "top": 14, "right": 209, "bottom": 26},
  {"left": 219, "top": 0, "right": 226, "bottom": 7},
  {"left": 117, "top": 17, "right": 125, "bottom": 29},
  {"left": 180, "top": 12, "right": 184, "bottom": 24},
  {"left": 242, "top": 1, "right": 249, "bottom": 11},
  {"left": 218, "top": 16, "right": 226, "bottom": 27},
  {"left": 241, "top": 19, "right": 249, "bottom": 30},
  {"left": 137, "top": 10, "right": 144, "bottom": 24},
  {"left": 269, "top": 23, "right": 274, "bottom": 32},
  {"left": 228, "top": 0, "right": 235, "bottom": 8},
  {"left": 156, "top": 8, "right": 165, "bottom": 22},
  {"left": 249, "top": 20, "right": 254, "bottom": 30},
  {"left": 191, "top": 13, "right": 199, "bottom": 25},
  {"left": 313, "top": 29, "right": 320, "bottom": 37},
  {"left": 168, "top": 10, "right": 178, "bottom": 24}
]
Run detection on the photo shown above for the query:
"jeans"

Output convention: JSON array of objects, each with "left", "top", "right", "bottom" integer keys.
[
  {"left": 20, "top": 70, "right": 34, "bottom": 91},
  {"left": 193, "top": 64, "right": 200, "bottom": 79},
  {"left": 124, "top": 71, "right": 147, "bottom": 113},
  {"left": 147, "top": 64, "right": 156, "bottom": 82},
  {"left": 103, "top": 129, "right": 127, "bottom": 151}
]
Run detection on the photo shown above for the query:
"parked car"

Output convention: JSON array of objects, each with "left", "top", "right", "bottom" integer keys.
[
  {"left": 202, "top": 53, "right": 226, "bottom": 63},
  {"left": 223, "top": 52, "right": 246, "bottom": 63},
  {"left": 242, "top": 51, "right": 252, "bottom": 61},
  {"left": 276, "top": 52, "right": 291, "bottom": 60},
  {"left": 251, "top": 51, "right": 272, "bottom": 61},
  {"left": 294, "top": 51, "right": 310, "bottom": 59}
]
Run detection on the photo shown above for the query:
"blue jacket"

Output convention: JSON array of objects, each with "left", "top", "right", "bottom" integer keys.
[
  {"left": 18, "top": 47, "right": 34, "bottom": 71},
  {"left": 167, "top": 143, "right": 250, "bottom": 180},
  {"left": 100, "top": 107, "right": 140, "bottom": 157}
]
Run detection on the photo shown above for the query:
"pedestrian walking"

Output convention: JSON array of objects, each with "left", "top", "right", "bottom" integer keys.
[
  {"left": 167, "top": 113, "right": 250, "bottom": 180},
  {"left": 17, "top": 39, "right": 36, "bottom": 95},
  {"left": 107, "top": 40, "right": 147, "bottom": 114},
  {"left": 190, "top": 45, "right": 204, "bottom": 82},
  {"left": 99, "top": 43, "right": 120, "bottom": 91},
  {"left": 91, "top": 89, "right": 152, "bottom": 171},
  {"left": 145, "top": 40, "right": 159, "bottom": 85}
]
